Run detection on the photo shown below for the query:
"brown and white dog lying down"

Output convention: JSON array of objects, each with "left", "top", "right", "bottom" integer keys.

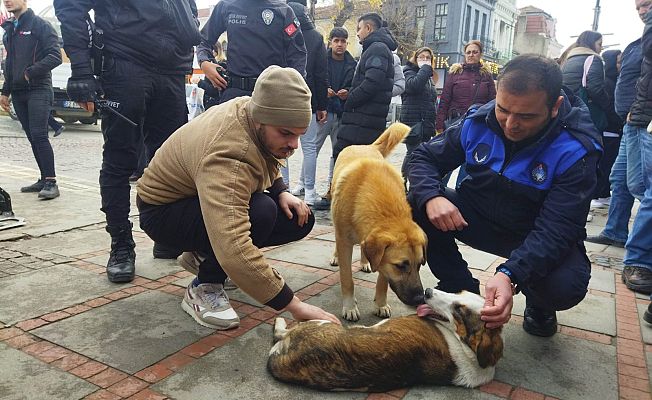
[
  {"left": 267, "top": 288, "right": 504, "bottom": 392},
  {"left": 329, "top": 122, "right": 427, "bottom": 321}
]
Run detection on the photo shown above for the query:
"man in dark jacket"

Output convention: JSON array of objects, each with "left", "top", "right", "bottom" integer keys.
[
  {"left": 0, "top": 1, "right": 62, "bottom": 200},
  {"left": 587, "top": 0, "right": 652, "bottom": 296},
  {"left": 408, "top": 55, "right": 602, "bottom": 337},
  {"left": 616, "top": 3, "right": 652, "bottom": 295},
  {"left": 313, "top": 12, "right": 397, "bottom": 210},
  {"left": 197, "top": 0, "right": 307, "bottom": 104},
  {"left": 54, "top": 0, "right": 201, "bottom": 283}
]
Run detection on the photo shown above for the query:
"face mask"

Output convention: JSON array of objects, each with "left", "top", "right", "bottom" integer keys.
[{"left": 417, "top": 60, "right": 430, "bottom": 67}]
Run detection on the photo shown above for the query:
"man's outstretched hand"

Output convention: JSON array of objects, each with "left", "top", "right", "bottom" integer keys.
[{"left": 481, "top": 272, "right": 514, "bottom": 329}]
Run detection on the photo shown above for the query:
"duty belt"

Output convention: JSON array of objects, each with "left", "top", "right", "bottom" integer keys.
[{"left": 227, "top": 75, "right": 258, "bottom": 92}]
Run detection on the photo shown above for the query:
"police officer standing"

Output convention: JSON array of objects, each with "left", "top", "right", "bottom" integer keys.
[
  {"left": 197, "top": 0, "right": 307, "bottom": 103},
  {"left": 54, "top": 0, "right": 201, "bottom": 283}
]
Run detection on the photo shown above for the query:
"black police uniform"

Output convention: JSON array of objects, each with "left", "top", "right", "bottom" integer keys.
[
  {"left": 54, "top": 0, "right": 201, "bottom": 282},
  {"left": 197, "top": 0, "right": 307, "bottom": 103}
]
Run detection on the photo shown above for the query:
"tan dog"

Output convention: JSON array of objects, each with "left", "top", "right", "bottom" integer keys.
[
  {"left": 267, "top": 288, "right": 504, "bottom": 392},
  {"left": 329, "top": 123, "right": 427, "bottom": 321}
]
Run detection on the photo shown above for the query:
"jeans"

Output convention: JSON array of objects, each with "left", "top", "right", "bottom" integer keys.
[
  {"left": 601, "top": 124, "right": 639, "bottom": 243},
  {"left": 624, "top": 125, "right": 652, "bottom": 270},
  {"left": 12, "top": 89, "right": 56, "bottom": 178},
  {"left": 296, "top": 112, "right": 339, "bottom": 190},
  {"left": 99, "top": 57, "right": 187, "bottom": 226},
  {"left": 138, "top": 192, "right": 315, "bottom": 284},
  {"left": 410, "top": 188, "right": 590, "bottom": 311}
]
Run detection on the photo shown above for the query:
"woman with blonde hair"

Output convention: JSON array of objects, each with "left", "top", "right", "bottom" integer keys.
[
  {"left": 400, "top": 46, "right": 438, "bottom": 179},
  {"left": 435, "top": 40, "right": 495, "bottom": 133}
]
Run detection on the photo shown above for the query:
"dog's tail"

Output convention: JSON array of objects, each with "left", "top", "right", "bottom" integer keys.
[{"left": 372, "top": 122, "right": 411, "bottom": 158}]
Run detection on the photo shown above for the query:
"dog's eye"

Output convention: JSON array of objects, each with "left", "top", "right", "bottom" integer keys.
[{"left": 394, "top": 261, "right": 409, "bottom": 271}]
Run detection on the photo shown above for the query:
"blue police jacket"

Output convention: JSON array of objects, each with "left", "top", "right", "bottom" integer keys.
[{"left": 408, "top": 91, "right": 602, "bottom": 286}]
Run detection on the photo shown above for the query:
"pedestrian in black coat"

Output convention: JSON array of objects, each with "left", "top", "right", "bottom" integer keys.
[{"left": 400, "top": 47, "right": 438, "bottom": 179}]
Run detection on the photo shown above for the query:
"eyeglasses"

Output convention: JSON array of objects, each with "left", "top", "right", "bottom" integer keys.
[
  {"left": 417, "top": 56, "right": 432, "bottom": 61},
  {"left": 465, "top": 50, "right": 480, "bottom": 55}
]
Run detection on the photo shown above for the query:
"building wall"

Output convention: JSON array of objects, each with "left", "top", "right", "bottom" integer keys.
[
  {"left": 491, "top": 0, "right": 517, "bottom": 64},
  {"left": 513, "top": 8, "right": 563, "bottom": 59}
]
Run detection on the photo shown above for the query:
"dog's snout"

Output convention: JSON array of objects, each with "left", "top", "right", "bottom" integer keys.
[
  {"left": 425, "top": 288, "right": 433, "bottom": 299},
  {"left": 413, "top": 292, "right": 425, "bottom": 305}
]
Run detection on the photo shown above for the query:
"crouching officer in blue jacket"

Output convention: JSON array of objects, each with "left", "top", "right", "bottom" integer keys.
[{"left": 407, "top": 55, "right": 602, "bottom": 337}]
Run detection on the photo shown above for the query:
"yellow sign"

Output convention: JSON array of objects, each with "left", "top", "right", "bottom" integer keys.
[{"left": 433, "top": 55, "right": 450, "bottom": 69}]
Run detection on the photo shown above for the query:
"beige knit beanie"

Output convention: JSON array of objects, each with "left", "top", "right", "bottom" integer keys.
[{"left": 248, "top": 66, "right": 312, "bottom": 128}]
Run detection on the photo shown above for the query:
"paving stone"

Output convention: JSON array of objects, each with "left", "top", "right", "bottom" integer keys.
[
  {"left": 512, "top": 293, "right": 616, "bottom": 336},
  {"left": 588, "top": 267, "right": 616, "bottom": 294},
  {"left": 314, "top": 232, "right": 335, "bottom": 242},
  {"left": 647, "top": 351, "right": 652, "bottom": 385},
  {"left": 494, "top": 323, "right": 617, "bottom": 399},
  {"left": 84, "top": 243, "right": 183, "bottom": 280},
  {"left": 403, "top": 387, "right": 502, "bottom": 399},
  {"left": 0, "top": 342, "right": 97, "bottom": 400},
  {"left": 584, "top": 241, "right": 608, "bottom": 253},
  {"left": 228, "top": 263, "right": 325, "bottom": 307},
  {"left": 152, "top": 324, "right": 367, "bottom": 400},
  {"left": 304, "top": 285, "right": 417, "bottom": 327},
  {"left": 265, "top": 240, "right": 359, "bottom": 271},
  {"left": 602, "top": 245, "right": 626, "bottom": 259},
  {"left": 0, "top": 264, "right": 129, "bottom": 325},
  {"left": 459, "top": 247, "right": 498, "bottom": 271},
  {"left": 32, "top": 291, "right": 213, "bottom": 374},
  {"left": 637, "top": 303, "right": 652, "bottom": 345}
]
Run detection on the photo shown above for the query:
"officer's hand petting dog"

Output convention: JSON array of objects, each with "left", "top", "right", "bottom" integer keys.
[
  {"left": 278, "top": 191, "right": 311, "bottom": 227},
  {"left": 481, "top": 272, "right": 514, "bottom": 328}
]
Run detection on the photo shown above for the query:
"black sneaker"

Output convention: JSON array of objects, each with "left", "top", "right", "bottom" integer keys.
[
  {"left": 153, "top": 242, "right": 182, "bottom": 259},
  {"left": 38, "top": 180, "right": 60, "bottom": 200},
  {"left": 20, "top": 179, "right": 45, "bottom": 193},
  {"left": 106, "top": 223, "right": 136, "bottom": 283},
  {"left": 54, "top": 125, "right": 65, "bottom": 137},
  {"left": 312, "top": 197, "right": 331, "bottom": 211},
  {"left": 622, "top": 266, "right": 652, "bottom": 294},
  {"left": 523, "top": 305, "right": 558, "bottom": 337},
  {"left": 585, "top": 234, "right": 626, "bottom": 248},
  {"left": 644, "top": 302, "right": 652, "bottom": 324}
]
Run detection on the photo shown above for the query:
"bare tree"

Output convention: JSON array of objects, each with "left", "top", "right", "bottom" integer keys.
[
  {"left": 381, "top": 0, "right": 420, "bottom": 59},
  {"left": 333, "top": 0, "right": 355, "bottom": 27}
]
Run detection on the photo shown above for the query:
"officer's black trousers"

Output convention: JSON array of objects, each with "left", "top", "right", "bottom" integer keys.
[
  {"left": 99, "top": 57, "right": 187, "bottom": 227},
  {"left": 138, "top": 193, "right": 314, "bottom": 284},
  {"left": 12, "top": 89, "right": 56, "bottom": 178},
  {"left": 410, "top": 188, "right": 591, "bottom": 312}
]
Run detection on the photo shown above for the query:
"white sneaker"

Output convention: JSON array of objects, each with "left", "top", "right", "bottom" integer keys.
[
  {"left": 590, "top": 198, "right": 609, "bottom": 209},
  {"left": 597, "top": 197, "right": 611, "bottom": 206},
  {"left": 224, "top": 277, "right": 238, "bottom": 290},
  {"left": 290, "top": 184, "right": 305, "bottom": 196},
  {"left": 182, "top": 282, "right": 240, "bottom": 330},
  {"left": 304, "top": 188, "right": 319, "bottom": 205},
  {"left": 586, "top": 213, "right": 594, "bottom": 222}
]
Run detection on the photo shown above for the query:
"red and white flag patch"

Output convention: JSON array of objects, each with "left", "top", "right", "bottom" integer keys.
[{"left": 284, "top": 23, "right": 297, "bottom": 36}]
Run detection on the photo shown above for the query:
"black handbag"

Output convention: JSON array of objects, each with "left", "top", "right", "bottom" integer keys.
[{"left": 405, "top": 122, "right": 424, "bottom": 145}]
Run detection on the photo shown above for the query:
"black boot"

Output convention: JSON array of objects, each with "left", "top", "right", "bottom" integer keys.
[
  {"left": 523, "top": 303, "right": 558, "bottom": 337},
  {"left": 106, "top": 222, "right": 136, "bottom": 283},
  {"left": 153, "top": 242, "right": 182, "bottom": 259}
]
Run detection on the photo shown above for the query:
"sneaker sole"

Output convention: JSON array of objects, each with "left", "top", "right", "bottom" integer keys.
[
  {"left": 38, "top": 192, "right": 60, "bottom": 200},
  {"left": 107, "top": 272, "right": 135, "bottom": 283},
  {"left": 178, "top": 255, "right": 199, "bottom": 275},
  {"left": 181, "top": 299, "right": 239, "bottom": 330}
]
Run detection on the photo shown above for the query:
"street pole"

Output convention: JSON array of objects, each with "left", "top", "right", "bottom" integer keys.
[{"left": 592, "top": 0, "right": 601, "bottom": 31}]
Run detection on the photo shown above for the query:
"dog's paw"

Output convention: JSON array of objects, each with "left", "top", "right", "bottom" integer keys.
[
  {"left": 360, "top": 263, "right": 372, "bottom": 273},
  {"left": 329, "top": 256, "right": 339, "bottom": 266},
  {"left": 342, "top": 306, "right": 361, "bottom": 321},
  {"left": 375, "top": 304, "right": 391, "bottom": 318}
]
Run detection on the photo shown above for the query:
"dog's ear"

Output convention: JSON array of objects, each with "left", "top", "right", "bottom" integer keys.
[
  {"left": 361, "top": 234, "right": 388, "bottom": 272},
  {"left": 476, "top": 327, "right": 503, "bottom": 368}
]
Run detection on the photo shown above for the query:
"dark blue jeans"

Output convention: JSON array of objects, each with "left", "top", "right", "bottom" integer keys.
[
  {"left": 12, "top": 89, "right": 56, "bottom": 178},
  {"left": 138, "top": 192, "right": 315, "bottom": 284},
  {"left": 410, "top": 188, "right": 591, "bottom": 311},
  {"left": 99, "top": 57, "right": 187, "bottom": 226}
]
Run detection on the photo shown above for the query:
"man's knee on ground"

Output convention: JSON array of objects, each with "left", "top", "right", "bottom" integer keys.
[
  {"left": 525, "top": 276, "right": 588, "bottom": 311},
  {"left": 250, "top": 193, "right": 278, "bottom": 228}
]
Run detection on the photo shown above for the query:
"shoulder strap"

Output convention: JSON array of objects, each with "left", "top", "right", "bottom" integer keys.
[{"left": 581, "top": 55, "right": 594, "bottom": 88}]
